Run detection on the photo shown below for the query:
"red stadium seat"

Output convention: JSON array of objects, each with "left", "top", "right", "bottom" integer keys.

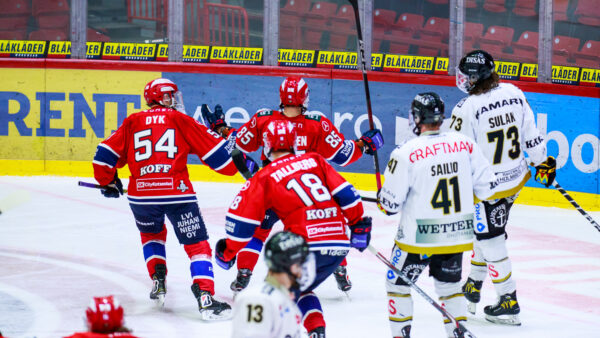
[
  {"left": 386, "top": 13, "right": 424, "bottom": 54},
  {"left": 464, "top": 22, "right": 484, "bottom": 52},
  {"left": 87, "top": 28, "right": 111, "bottom": 42},
  {"left": 29, "top": 29, "right": 68, "bottom": 41},
  {"left": 32, "top": 0, "right": 69, "bottom": 29},
  {"left": 483, "top": 0, "right": 507, "bottom": 13},
  {"left": 0, "top": 29, "right": 28, "bottom": 40},
  {"left": 466, "top": 0, "right": 478, "bottom": 8},
  {"left": 373, "top": 9, "right": 399, "bottom": 52},
  {"left": 0, "top": 0, "right": 30, "bottom": 30},
  {"left": 426, "top": 0, "right": 448, "bottom": 4},
  {"left": 553, "top": 0, "right": 569, "bottom": 22},
  {"left": 512, "top": 0, "right": 537, "bottom": 17},
  {"left": 329, "top": 5, "right": 355, "bottom": 50},
  {"left": 280, "top": 0, "right": 311, "bottom": 48},
  {"left": 552, "top": 35, "right": 579, "bottom": 65},
  {"left": 573, "top": 40, "right": 600, "bottom": 68},
  {"left": 478, "top": 25, "right": 514, "bottom": 56},
  {"left": 574, "top": 0, "right": 600, "bottom": 26},
  {"left": 303, "top": 2, "right": 338, "bottom": 50},
  {"left": 417, "top": 17, "right": 449, "bottom": 56},
  {"left": 511, "top": 31, "right": 538, "bottom": 63}
]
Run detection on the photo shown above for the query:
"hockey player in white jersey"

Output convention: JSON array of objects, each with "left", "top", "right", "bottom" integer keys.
[
  {"left": 378, "top": 92, "right": 497, "bottom": 338},
  {"left": 231, "top": 231, "right": 315, "bottom": 338},
  {"left": 451, "top": 50, "right": 556, "bottom": 325}
]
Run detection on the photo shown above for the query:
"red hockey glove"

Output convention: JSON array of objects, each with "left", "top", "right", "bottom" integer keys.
[
  {"left": 360, "top": 129, "right": 384, "bottom": 155},
  {"left": 349, "top": 217, "right": 372, "bottom": 252},
  {"left": 215, "top": 238, "right": 236, "bottom": 270},
  {"left": 201, "top": 104, "right": 227, "bottom": 133}
]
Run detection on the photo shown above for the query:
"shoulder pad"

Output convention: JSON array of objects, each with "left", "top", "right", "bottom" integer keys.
[
  {"left": 304, "top": 113, "right": 322, "bottom": 122},
  {"left": 257, "top": 109, "right": 273, "bottom": 117}
]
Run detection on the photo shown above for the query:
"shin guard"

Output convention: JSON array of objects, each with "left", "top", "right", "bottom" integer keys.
[
  {"left": 184, "top": 241, "right": 215, "bottom": 295},
  {"left": 298, "top": 292, "right": 325, "bottom": 332},
  {"left": 140, "top": 225, "right": 168, "bottom": 278}
]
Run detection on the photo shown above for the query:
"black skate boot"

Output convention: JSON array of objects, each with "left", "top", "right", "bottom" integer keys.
[
  {"left": 462, "top": 278, "right": 482, "bottom": 314},
  {"left": 484, "top": 291, "right": 521, "bottom": 326},
  {"left": 308, "top": 326, "right": 325, "bottom": 338},
  {"left": 191, "top": 283, "right": 232, "bottom": 321},
  {"left": 333, "top": 265, "right": 352, "bottom": 292},
  {"left": 394, "top": 325, "right": 411, "bottom": 338},
  {"left": 230, "top": 268, "right": 252, "bottom": 293},
  {"left": 149, "top": 264, "right": 167, "bottom": 307}
]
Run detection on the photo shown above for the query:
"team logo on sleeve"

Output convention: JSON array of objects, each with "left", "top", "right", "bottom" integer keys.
[
  {"left": 177, "top": 180, "right": 189, "bottom": 192},
  {"left": 489, "top": 204, "right": 508, "bottom": 228},
  {"left": 321, "top": 120, "right": 330, "bottom": 132}
]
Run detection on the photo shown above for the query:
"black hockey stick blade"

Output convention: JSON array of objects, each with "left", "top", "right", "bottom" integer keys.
[
  {"left": 367, "top": 245, "right": 478, "bottom": 338},
  {"left": 360, "top": 195, "right": 377, "bottom": 203},
  {"left": 551, "top": 180, "right": 600, "bottom": 232}
]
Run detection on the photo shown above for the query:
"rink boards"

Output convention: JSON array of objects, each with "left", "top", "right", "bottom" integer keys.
[{"left": 0, "top": 59, "right": 598, "bottom": 209}]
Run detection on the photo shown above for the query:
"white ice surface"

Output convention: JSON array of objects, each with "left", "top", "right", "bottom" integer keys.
[{"left": 1, "top": 176, "right": 599, "bottom": 338}]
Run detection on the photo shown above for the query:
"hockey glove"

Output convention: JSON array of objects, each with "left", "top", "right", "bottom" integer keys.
[
  {"left": 232, "top": 148, "right": 260, "bottom": 180},
  {"left": 214, "top": 238, "right": 236, "bottom": 270},
  {"left": 360, "top": 129, "right": 384, "bottom": 155},
  {"left": 349, "top": 216, "right": 372, "bottom": 252},
  {"left": 100, "top": 173, "right": 123, "bottom": 198},
  {"left": 534, "top": 156, "right": 556, "bottom": 187},
  {"left": 201, "top": 104, "right": 227, "bottom": 132}
]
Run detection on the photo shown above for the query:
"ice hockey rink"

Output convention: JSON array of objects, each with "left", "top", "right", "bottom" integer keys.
[{"left": 1, "top": 176, "right": 599, "bottom": 338}]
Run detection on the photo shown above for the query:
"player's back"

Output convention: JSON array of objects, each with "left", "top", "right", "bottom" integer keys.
[{"left": 231, "top": 279, "right": 302, "bottom": 338}]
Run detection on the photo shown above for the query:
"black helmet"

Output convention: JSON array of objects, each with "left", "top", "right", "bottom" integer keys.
[
  {"left": 410, "top": 92, "right": 445, "bottom": 135},
  {"left": 264, "top": 231, "right": 309, "bottom": 273},
  {"left": 456, "top": 50, "right": 495, "bottom": 93}
]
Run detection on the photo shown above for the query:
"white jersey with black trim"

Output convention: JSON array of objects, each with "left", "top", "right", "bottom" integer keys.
[
  {"left": 231, "top": 277, "right": 303, "bottom": 338},
  {"left": 450, "top": 83, "right": 546, "bottom": 199},
  {"left": 378, "top": 131, "right": 496, "bottom": 255}
]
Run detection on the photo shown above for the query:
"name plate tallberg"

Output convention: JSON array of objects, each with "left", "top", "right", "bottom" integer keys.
[
  {"left": 101, "top": 42, "right": 157, "bottom": 61},
  {"left": 552, "top": 65, "right": 580, "bottom": 85},
  {"left": 519, "top": 63, "right": 537, "bottom": 82},
  {"left": 434, "top": 57, "right": 448, "bottom": 75},
  {"left": 0, "top": 40, "right": 46, "bottom": 58},
  {"left": 46, "top": 41, "right": 103, "bottom": 59},
  {"left": 278, "top": 49, "right": 316, "bottom": 67},
  {"left": 210, "top": 46, "right": 262, "bottom": 65},
  {"left": 494, "top": 61, "right": 520, "bottom": 80},
  {"left": 383, "top": 55, "right": 435, "bottom": 74},
  {"left": 579, "top": 68, "right": 600, "bottom": 87},
  {"left": 371, "top": 53, "right": 383, "bottom": 71},
  {"left": 316, "top": 51, "right": 357, "bottom": 69}
]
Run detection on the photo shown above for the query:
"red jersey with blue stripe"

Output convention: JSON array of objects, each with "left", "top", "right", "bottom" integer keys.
[
  {"left": 235, "top": 110, "right": 362, "bottom": 166},
  {"left": 93, "top": 107, "right": 237, "bottom": 204},
  {"left": 222, "top": 152, "right": 364, "bottom": 259}
]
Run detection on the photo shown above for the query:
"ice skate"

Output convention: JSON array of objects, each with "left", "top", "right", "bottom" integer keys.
[
  {"left": 462, "top": 277, "right": 482, "bottom": 314},
  {"left": 484, "top": 291, "right": 521, "bottom": 326},
  {"left": 191, "top": 284, "right": 232, "bottom": 320},
  {"left": 149, "top": 264, "right": 166, "bottom": 308},
  {"left": 333, "top": 265, "right": 352, "bottom": 293},
  {"left": 230, "top": 268, "right": 252, "bottom": 293}
]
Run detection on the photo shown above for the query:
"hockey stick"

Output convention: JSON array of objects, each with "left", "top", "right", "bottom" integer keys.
[
  {"left": 78, "top": 181, "right": 128, "bottom": 194},
  {"left": 348, "top": 0, "right": 382, "bottom": 191},
  {"left": 360, "top": 195, "right": 377, "bottom": 203},
  {"left": 367, "top": 245, "right": 477, "bottom": 337},
  {"left": 551, "top": 180, "right": 600, "bottom": 232}
]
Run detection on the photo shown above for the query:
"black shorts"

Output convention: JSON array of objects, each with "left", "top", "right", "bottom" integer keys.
[
  {"left": 388, "top": 245, "right": 463, "bottom": 285},
  {"left": 475, "top": 196, "right": 516, "bottom": 240}
]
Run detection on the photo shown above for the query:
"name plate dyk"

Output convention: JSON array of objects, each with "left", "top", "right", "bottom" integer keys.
[
  {"left": 0, "top": 40, "right": 46, "bottom": 58},
  {"left": 316, "top": 51, "right": 358, "bottom": 69},
  {"left": 210, "top": 46, "right": 263, "bottom": 65},
  {"left": 102, "top": 42, "right": 157, "bottom": 61},
  {"left": 46, "top": 41, "right": 103, "bottom": 59},
  {"left": 383, "top": 55, "right": 435, "bottom": 74},
  {"left": 155, "top": 44, "right": 211, "bottom": 63}
]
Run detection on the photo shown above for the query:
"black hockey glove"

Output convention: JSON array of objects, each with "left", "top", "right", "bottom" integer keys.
[
  {"left": 232, "top": 148, "right": 259, "bottom": 180},
  {"left": 215, "top": 238, "right": 236, "bottom": 270},
  {"left": 360, "top": 129, "right": 384, "bottom": 155},
  {"left": 101, "top": 172, "right": 123, "bottom": 198},
  {"left": 349, "top": 216, "right": 372, "bottom": 252},
  {"left": 201, "top": 104, "right": 227, "bottom": 133},
  {"left": 534, "top": 156, "right": 556, "bottom": 187}
]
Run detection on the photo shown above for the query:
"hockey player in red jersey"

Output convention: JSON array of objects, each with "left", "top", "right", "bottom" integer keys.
[
  {"left": 213, "top": 120, "right": 373, "bottom": 338},
  {"left": 92, "top": 78, "right": 238, "bottom": 320},
  {"left": 201, "top": 76, "right": 383, "bottom": 294},
  {"left": 64, "top": 295, "right": 139, "bottom": 338}
]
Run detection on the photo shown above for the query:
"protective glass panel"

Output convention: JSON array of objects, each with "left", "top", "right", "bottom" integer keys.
[
  {"left": 0, "top": 0, "right": 71, "bottom": 41},
  {"left": 464, "top": 0, "right": 539, "bottom": 64},
  {"left": 553, "top": 0, "right": 599, "bottom": 69},
  {"left": 88, "top": 0, "right": 167, "bottom": 43},
  {"left": 373, "top": 0, "right": 449, "bottom": 57},
  {"left": 279, "top": 0, "right": 358, "bottom": 52}
]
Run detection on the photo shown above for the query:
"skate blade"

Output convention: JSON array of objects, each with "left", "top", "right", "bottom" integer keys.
[
  {"left": 201, "top": 308, "right": 233, "bottom": 321},
  {"left": 342, "top": 290, "right": 351, "bottom": 301},
  {"left": 153, "top": 294, "right": 165, "bottom": 308},
  {"left": 467, "top": 301, "right": 476, "bottom": 315},
  {"left": 485, "top": 314, "right": 521, "bottom": 326}
]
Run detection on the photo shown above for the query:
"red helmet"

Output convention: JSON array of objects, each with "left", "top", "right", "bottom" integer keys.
[
  {"left": 263, "top": 120, "right": 297, "bottom": 159},
  {"left": 85, "top": 295, "right": 124, "bottom": 333},
  {"left": 144, "top": 78, "right": 178, "bottom": 108},
  {"left": 279, "top": 76, "right": 309, "bottom": 111}
]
